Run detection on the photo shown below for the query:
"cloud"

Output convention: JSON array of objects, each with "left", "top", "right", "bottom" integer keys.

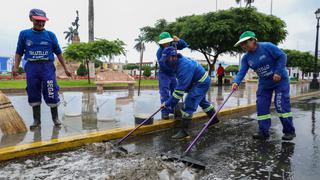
[{"left": 0, "top": 0, "right": 318, "bottom": 63}]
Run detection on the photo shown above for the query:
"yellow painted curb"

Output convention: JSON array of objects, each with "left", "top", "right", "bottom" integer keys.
[{"left": 0, "top": 91, "right": 319, "bottom": 161}]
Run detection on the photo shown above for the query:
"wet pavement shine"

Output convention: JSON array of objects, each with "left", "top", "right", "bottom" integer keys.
[
  {"left": 0, "top": 83, "right": 313, "bottom": 149},
  {"left": 0, "top": 95, "right": 319, "bottom": 179}
]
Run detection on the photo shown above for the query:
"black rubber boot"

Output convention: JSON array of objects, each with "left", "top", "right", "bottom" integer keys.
[
  {"left": 252, "top": 132, "right": 270, "bottom": 140},
  {"left": 282, "top": 133, "right": 296, "bottom": 141},
  {"left": 171, "top": 118, "right": 191, "bottom": 140},
  {"left": 51, "top": 107, "right": 62, "bottom": 126},
  {"left": 206, "top": 109, "right": 220, "bottom": 127},
  {"left": 161, "top": 113, "right": 170, "bottom": 120},
  {"left": 30, "top": 105, "right": 41, "bottom": 130},
  {"left": 174, "top": 102, "right": 183, "bottom": 120}
]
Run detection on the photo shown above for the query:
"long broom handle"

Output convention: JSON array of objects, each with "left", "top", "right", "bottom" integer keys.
[
  {"left": 182, "top": 89, "right": 236, "bottom": 157},
  {"left": 116, "top": 107, "right": 163, "bottom": 145}
]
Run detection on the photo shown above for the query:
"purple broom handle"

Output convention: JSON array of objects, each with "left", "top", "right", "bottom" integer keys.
[
  {"left": 182, "top": 89, "right": 236, "bottom": 156},
  {"left": 116, "top": 107, "right": 163, "bottom": 145}
]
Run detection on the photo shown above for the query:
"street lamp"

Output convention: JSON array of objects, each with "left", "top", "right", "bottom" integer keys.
[{"left": 310, "top": 8, "right": 320, "bottom": 89}]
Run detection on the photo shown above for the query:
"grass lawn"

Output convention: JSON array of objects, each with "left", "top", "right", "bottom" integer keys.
[{"left": 0, "top": 79, "right": 159, "bottom": 89}]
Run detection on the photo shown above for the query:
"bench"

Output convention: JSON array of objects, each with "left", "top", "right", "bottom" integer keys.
[{"left": 95, "top": 81, "right": 136, "bottom": 93}]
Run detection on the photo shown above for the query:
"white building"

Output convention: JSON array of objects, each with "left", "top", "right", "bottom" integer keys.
[
  {"left": 287, "top": 67, "right": 320, "bottom": 80},
  {"left": 0, "top": 56, "right": 13, "bottom": 74}
]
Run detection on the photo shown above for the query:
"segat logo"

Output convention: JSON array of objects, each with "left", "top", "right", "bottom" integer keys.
[
  {"left": 47, "top": 80, "right": 55, "bottom": 99},
  {"left": 26, "top": 40, "right": 33, "bottom": 46},
  {"left": 276, "top": 92, "right": 283, "bottom": 112}
]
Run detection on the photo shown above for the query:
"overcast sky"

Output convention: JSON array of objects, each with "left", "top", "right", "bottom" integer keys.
[{"left": 0, "top": 0, "right": 319, "bottom": 64}]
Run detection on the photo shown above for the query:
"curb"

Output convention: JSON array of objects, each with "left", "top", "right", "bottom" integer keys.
[{"left": 0, "top": 90, "right": 319, "bottom": 161}]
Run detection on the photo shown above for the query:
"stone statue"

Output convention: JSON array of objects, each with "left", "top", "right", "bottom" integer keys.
[
  {"left": 64, "top": 10, "right": 80, "bottom": 43},
  {"left": 72, "top": 10, "right": 80, "bottom": 34}
]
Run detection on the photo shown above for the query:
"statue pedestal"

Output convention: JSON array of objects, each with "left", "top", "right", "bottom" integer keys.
[{"left": 72, "top": 34, "right": 80, "bottom": 44}]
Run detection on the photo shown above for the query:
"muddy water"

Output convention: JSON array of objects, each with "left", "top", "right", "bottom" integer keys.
[{"left": 0, "top": 96, "right": 319, "bottom": 179}]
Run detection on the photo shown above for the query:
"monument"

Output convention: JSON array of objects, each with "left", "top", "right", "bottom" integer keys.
[{"left": 64, "top": 10, "right": 80, "bottom": 44}]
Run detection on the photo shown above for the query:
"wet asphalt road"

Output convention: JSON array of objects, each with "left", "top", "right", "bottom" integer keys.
[{"left": 0, "top": 96, "right": 319, "bottom": 180}]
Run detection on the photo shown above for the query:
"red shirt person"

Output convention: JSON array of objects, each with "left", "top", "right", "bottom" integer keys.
[{"left": 217, "top": 63, "right": 225, "bottom": 86}]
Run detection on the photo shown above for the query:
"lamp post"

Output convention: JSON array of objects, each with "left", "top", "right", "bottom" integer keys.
[{"left": 310, "top": 8, "right": 320, "bottom": 89}]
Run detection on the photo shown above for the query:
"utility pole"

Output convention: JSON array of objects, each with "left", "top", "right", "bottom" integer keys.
[
  {"left": 270, "top": 0, "right": 273, "bottom": 15},
  {"left": 88, "top": 0, "right": 94, "bottom": 42},
  {"left": 216, "top": 0, "right": 218, "bottom": 11}
]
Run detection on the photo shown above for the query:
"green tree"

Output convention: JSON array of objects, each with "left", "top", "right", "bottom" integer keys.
[
  {"left": 134, "top": 35, "right": 146, "bottom": 96},
  {"left": 64, "top": 39, "right": 125, "bottom": 84},
  {"left": 77, "top": 64, "right": 88, "bottom": 76},
  {"left": 124, "top": 64, "right": 139, "bottom": 70},
  {"left": 141, "top": 8, "right": 287, "bottom": 75},
  {"left": 225, "top": 65, "right": 239, "bottom": 73},
  {"left": 64, "top": 26, "right": 75, "bottom": 43},
  {"left": 143, "top": 66, "right": 151, "bottom": 77},
  {"left": 284, "top": 49, "right": 317, "bottom": 79}
]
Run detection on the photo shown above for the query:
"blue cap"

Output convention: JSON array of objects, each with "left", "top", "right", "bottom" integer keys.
[
  {"left": 29, "top": 9, "right": 49, "bottom": 21},
  {"left": 162, "top": 47, "right": 177, "bottom": 58}
]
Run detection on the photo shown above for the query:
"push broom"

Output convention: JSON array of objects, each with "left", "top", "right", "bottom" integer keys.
[
  {"left": 162, "top": 89, "right": 236, "bottom": 170},
  {"left": 106, "top": 107, "right": 164, "bottom": 153},
  {"left": 0, "top": 91, "right": 27, "bottom": 135}
]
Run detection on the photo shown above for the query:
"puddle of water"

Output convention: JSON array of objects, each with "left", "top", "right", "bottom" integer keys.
[
  {"left": 0, "top": 83, "right": 311, "bottom": 148},
  {"left": 0, "top": 87, "right": 318, "bottom": 179}
]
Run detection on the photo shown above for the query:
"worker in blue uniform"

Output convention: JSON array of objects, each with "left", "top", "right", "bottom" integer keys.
[
  {"left": 232, "top": 31, "right": 296, "bottom": 141},
  {"left": 13, "top": 9, "right": 72, "bottom": 130},
  {"left": 160, "top": 47, "right": 219, "bottom": 140},
  {"left": 157, "top": 32, "right": 188, "bottom": 120}
]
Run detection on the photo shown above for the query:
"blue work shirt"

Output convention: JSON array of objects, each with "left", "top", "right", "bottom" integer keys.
[
  {"left": 161, "top": 54, "right": 208, "bottom": 108},
  {"left": 16, "top": 28, "right": 62, "bottom": 62},
  {"left": 233, "top": 42, "right": 289, "bottom": 88},
  {"left": 156, "top": 39, "right": 188, "bottom": 76}
]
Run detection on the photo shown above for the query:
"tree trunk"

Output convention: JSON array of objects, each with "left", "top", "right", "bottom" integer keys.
[
  {"left": 88, "top": 0, "right": 94, "bottom": 42},
  {"left": 199, "top": 49, "right": 220, "bottom": 77},
  {"left": 200, "top": 49, "right": 213, "bottom": 75},
  {"left": 138, "top": 46, "right": 144, "bottom": 96},
  {"left": 86, "top": 59, "right": 91, "bottom": 84},
  {"left": 200, "top": 49, "right": 214, "bottom": 76},
  {"left": 212, "top": 55, "right": 219, "bottom": 68}
]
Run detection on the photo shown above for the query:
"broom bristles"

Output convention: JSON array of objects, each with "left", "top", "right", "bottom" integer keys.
[{"left": 0, "top": 91, "right": 27, "bottom": 135}]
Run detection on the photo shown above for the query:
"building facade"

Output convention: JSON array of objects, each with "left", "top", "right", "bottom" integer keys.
[{"left": 0, "top": 56, "right": 13, "bottom": 73}]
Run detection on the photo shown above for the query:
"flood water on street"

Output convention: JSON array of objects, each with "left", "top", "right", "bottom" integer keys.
[{"left": 0, "top": 96, "right": 319, "bottom": 180}]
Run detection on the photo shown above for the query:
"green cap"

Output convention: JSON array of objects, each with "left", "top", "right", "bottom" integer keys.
[
  {"left": 234, "top": 31, "right": 257, "bottom": 47},
  {"left": 158, "top": 32, "right": 173, "bottom": 44}
]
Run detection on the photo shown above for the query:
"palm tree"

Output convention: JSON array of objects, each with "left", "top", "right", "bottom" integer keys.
[
  {"left": 134, "top": 35, "right": 146, "bottom": 96},
  {"left": 64, "top": 27, "right": 75, "bottom": 43}
]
